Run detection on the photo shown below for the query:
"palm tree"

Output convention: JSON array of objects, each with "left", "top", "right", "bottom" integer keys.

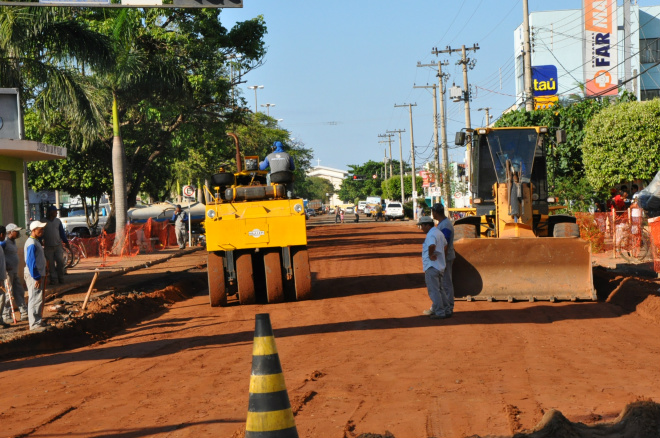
[{"left": 0, "top": 7, "right": 113, "bottom": 137}]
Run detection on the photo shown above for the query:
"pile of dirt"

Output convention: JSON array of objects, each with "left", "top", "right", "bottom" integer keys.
[
  {"left": 0, "top": 275, "right": 205, "bottom": 361},
  {"left": 469, "top": 401, "right": 660, "bottom": 438},
  {"left": 593, "top": 266, "right": 660, "bottom": 324}
]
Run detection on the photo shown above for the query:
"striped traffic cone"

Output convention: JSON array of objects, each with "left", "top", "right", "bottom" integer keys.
[{"left": 246, "top": 313, "right": 299, "bottom": 438}]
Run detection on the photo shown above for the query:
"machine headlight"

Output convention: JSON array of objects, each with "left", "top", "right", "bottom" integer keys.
[
  {"left": 539, "top": 127, "right": 548, "bottom": 133},
  {"left": 532, "top": 193, "right": 539, "bottom": 201},
  {"left": 478, "top": 129, "right": 487, "bottom": 134},
  {"left": 293, "top": 203, "right": 303, "bottom": 213},
  {"left": 473, "top": 198, "right": 483, "bottom": 204},
  {"left": 207, "top": 209, "right": 216, "bottom": 218},
  {"left": 547, "top": 197, "right": 557, "bottom": 203}
]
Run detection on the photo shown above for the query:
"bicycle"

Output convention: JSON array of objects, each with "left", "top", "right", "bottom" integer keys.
[{"left": 64, "top": 234, "right": 88, "bottom": 268}]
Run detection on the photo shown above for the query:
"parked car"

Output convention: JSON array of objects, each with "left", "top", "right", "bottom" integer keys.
[
  {"left": 344, "top": 206, "right": 355, "bottom": 214},
  {"left": 357, "top": 201, "right": 367, "bottom": 212},
  {"left": 328, "top": 207, "right": 335, "bottom": 214},
  {"left": 306, "top": 209, "right": 317, "bottom": 217},
  {"left": 384, "top": 203, "right": 405, "bottom": 220}
]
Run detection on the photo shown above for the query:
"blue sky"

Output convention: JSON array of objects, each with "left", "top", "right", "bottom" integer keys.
[{"left": 223, "top": 1, "right": 656, "bottom": 172}]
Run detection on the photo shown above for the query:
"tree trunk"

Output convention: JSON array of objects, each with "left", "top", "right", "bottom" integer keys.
[{"left": 111, "top": 93, "right": 127, "bottom": 254}]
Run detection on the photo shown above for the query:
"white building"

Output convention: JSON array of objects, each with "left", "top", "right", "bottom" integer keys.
[{"left": 306, "top": 165, "right": 348, "bottom": 207}]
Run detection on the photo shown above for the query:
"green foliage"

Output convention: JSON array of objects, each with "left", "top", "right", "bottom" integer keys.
[
  {"left": 336, "top": 161, "right": 385, "bottom": 203},
  {"left": 298, "top": 177, "right": 334, "bottom": 203},
  {"left": 583, "top": 99, "right": 660, "bottom": 190},
  {"left": 494, "top": 96, "right": 635, "bottom": 211},
  {"left": 381, "top": 175, "right": 424, "bottom": 201}
]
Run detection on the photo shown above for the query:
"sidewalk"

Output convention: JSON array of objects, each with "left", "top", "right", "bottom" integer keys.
[
  {"left": 45, "top": 246, "right": 204, "bottom": 302},
  {"left": 591, "top": 250, "right": 657, "bottom": 278}
]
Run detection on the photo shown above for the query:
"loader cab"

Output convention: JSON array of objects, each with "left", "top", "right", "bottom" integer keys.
[{"left": 467, "top": 127, "right": 551, "bottom": 217}]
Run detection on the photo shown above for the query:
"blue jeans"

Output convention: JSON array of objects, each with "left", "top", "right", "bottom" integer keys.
[{"left": 425, "top": 267, "right": 447, "bottom": 316}]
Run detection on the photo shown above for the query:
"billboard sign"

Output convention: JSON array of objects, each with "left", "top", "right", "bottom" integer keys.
[
  {"left": 583, "top": 0, "right": 618, "bottom": 96},
  {"left": 532, "top": 65, "right": 558, "bottom": 96}
]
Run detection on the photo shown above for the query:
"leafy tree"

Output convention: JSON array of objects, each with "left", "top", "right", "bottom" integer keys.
[
  {"left": 298, "top": 176, "right": 335, "bottom": 203},
  {"left": 336, "top": 160, "right": 391, "bottom": 203},
  {"left": 494, "top": 96, "right": 635, "bottom": 210},
  {"left": 0, "top": 7, "right": 113, "bottom": 137},
  {"left": 381, "top": 175, "right": 424, "bottom": 201},
  {"left": 24, "top": 112, "right": 113, "bottom": 228},
  {"left": 583, "top": 99, "right": 660, "bottom": 190}
]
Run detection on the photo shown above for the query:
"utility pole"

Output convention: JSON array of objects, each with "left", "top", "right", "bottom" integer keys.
[
  {"left": 394, "top": 103, "right": 418, "bottom": 219},
  {"left": 386, "top": 129, "right": 406, "bottom": 205},
  {"left": 426, "top": 56, "right": 451, "bottom": 208},
  {"left": 436, "top": 44, "right": 478, "bottom": 131},
  {"left": 437, "top": 44, "right": 478, "bottom": 197},
  {"left": 378, "top": 133, "right": 394, "bottom": 179},
  {"left": 522, "top": 0, "right": 534, "bottom": 111},
  {"left": 413, "top": 81, "right": 439, "bottom": 190}
]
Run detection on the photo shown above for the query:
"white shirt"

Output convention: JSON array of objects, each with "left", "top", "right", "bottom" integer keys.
[{"left": 422, "top": 227, "right": 447, "bottom": 273}]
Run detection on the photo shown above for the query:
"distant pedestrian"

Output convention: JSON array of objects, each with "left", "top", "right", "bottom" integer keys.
[
  {"left": 335, "top": 208, "right": 341, "bottom": 224},
  {"left": 2, "top": 223, "right": 28, "bottom": 324},
  {"left": 0, "top": 225, "right": 8, "bottom": 329},
  {"left": 25, "top": 221, "right": 48, "bottom": 331},
  {"left": 432, "top": 203, "right": 454, "bottom": 317},
  {"left": 340, "top": 209, "right": 345, "bottom": 223},
  {"left": 172, "top": 205, "right": 187, "bottom": 249},
  {"left": 43, "top": 206, "right": 69, "bottom": 285},
  {"left": 417, "top": 216, "right": 448, "bottom": 320}
]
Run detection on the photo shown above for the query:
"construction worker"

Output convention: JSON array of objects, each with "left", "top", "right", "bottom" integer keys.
[
  {"left": 172, "top": 205, "right": 187, "bottom": 250},
  {"left": 260, "top": 141, "right": 295, "bottom": 198}
]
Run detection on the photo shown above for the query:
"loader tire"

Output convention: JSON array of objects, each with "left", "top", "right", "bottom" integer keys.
[
  {"left": 553, "top": 222, "right": 580, "bottom": 238},
  {"left": 454, "top": 223, "right": 478, "bottom": 241}
]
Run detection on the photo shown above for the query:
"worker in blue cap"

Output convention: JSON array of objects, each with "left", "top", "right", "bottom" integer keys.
[{"left": 260, "top": 141, "right": 296, "bottom": 198}]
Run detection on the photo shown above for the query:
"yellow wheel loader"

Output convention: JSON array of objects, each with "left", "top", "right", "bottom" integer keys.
[
  {"left": 451, "top": 127, "right": 595, "bottom": 302},
  {"left": 204, "top": 134, "right": 312, "bottom": 307}
]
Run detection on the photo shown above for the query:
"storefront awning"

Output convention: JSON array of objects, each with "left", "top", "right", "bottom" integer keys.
[{"left": 0, "top": 138, "right": 67, "bottom": 161}]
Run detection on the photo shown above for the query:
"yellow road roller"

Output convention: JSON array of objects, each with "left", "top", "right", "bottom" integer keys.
[
  {"left": 204, "top": 134, "right": 311, "bottom": 306},
  {"left": 451, "top": 126, "right": 595, "bottom": 302}
]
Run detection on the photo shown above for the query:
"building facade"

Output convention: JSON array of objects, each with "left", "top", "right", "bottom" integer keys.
[
  {"left": 514, "top": 5, "right": 660, "bottom": 106},
  {"left": 0, "top": 89, "right": 67, "bottom": 228},
  {"left": 306, "top": 165, "right": 348, "bottom": 207}
]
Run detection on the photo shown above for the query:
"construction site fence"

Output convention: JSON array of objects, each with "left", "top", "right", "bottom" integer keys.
[
  {"left": 576, "top": 206, "right": 660, "bottom": 272},
  {"left": 72, "top": 219, "right": 178, "bottom": 261}
]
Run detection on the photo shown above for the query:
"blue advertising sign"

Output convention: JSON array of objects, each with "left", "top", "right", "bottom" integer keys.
[{"left": 532, "top": 65, "right": 558, "bottom": 97}]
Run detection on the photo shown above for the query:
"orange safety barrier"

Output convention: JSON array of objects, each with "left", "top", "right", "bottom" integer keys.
[
  {"left": 649, "top": 217, "right": 660, "bottom": 272},
  {"left": 71, "top": 218, "right": 178, "bottom": 263}
]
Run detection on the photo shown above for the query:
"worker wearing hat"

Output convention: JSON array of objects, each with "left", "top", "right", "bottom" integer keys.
[
  {"left": 2, "top": 223, "right": 28, "bottom": 324},
  {"left": 431, "top": 203, "right": 455, "bottom": 317},
  {"left": 417, "top": 216, "right": 449, "bottom": 319},
  {"left": 259, "top": 141, "right": 296, "bottom": 198},
  {"left": 25, "top": 221, "right": 48, "bottom": 331},
  {"left": 43, "top": 206, "right": 70, "bottom": 285}
]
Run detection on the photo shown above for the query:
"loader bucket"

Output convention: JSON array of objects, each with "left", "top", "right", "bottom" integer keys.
[{"left": 452, "top": 237, "right": 595, "bottom": 302}]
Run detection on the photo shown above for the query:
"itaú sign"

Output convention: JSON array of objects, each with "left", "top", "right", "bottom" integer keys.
[
  {"left": 583, "top": 0, "right": 618, "bottom": 96},
  {"left": 532, "top": 65, "right": 558, "bottom": 96}
]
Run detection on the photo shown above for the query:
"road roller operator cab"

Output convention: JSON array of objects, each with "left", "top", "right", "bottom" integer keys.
[{"left": 204, "top": 133, "right": 312, "bottom": 307}]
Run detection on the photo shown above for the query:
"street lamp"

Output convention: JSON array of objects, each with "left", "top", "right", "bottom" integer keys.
[
  {"left": 261, "top": 103, "right": 276, "bottom": 116},
  {"left": 247, "top": 85, "right": 264, "bottom": 113},
  {"left": 477, "top": 107, "right": 491, "bottom": 126}
]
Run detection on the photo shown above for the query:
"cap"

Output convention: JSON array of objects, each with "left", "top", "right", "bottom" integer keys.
[
  {"left": 6, "top": 223, "right": 23, "bottom": 232},
  {"left": 417, "top": 216, "right": 434, "bottom": 226},
  {"left": 176, "top": 204, "right": 182, "bottom": 209},
  {"left": 47, "top": 205, "right": 58, "bottom": 212},
  {"left": 431, "top": 203, "right": 445, "bottom": 213},
  {"left": 29, "top": 220, "right": 47, "bottom": 230}
]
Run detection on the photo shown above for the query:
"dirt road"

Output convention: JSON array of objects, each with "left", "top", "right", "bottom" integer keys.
[{"left": 2, "top": 220, "right": 660, "bottom": 437}]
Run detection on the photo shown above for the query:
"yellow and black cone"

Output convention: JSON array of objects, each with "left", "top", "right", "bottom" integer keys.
[{"left": 246, "top": 313, "right": 299, "bottom": 438}]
